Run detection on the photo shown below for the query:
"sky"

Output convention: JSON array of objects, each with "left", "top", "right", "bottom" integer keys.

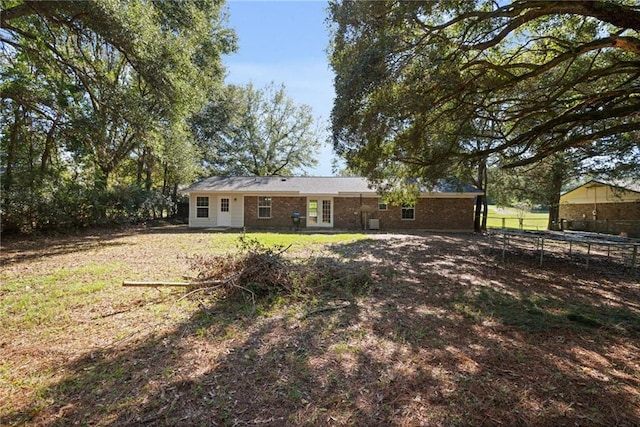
[{"left": 222, "top": 0, "right": 336, "bottom": 176}]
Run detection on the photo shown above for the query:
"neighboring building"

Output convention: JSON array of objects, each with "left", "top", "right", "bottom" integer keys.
[
  {"left": 182, "top": 176, "right": 482, "bottom": 231},
  {"left": 559, "top": 180, "right": 640, "bottom": 236}
]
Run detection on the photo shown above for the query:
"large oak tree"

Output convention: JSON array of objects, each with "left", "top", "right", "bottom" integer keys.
[
  {"left": 1, "top": 0, "right": 235, "bottom": 231},
  {"left": 329, "top": 0, "right": 640, "bottom": 228},
  {"left": 191, "top": 83, "right": 321, "bottom": 177},
  {"left": 1, "top": 0, "right": 235, "bottom": 111}
]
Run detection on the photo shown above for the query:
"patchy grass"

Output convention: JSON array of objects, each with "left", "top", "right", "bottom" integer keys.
[
  {"left": 1, "top": 262, "right": 122, "bottom": 330},
  {"left": 1, "top": 225, "right": 639, "bottom": 426},
  {"left": 486, "top": 204, "right": 549, "bottom": 230}
]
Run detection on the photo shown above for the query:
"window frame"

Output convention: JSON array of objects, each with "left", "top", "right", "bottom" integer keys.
[
  {"left": 307, "top": 199, "right": 318, "bottom": 224},
  {"left": 321, "top": 199, "right": 331, "bottom": 224},
  {"left": 257, "top": 196, "right": 272, "bottom": 219},
  {"left": 378, "top": 198, "right": 388, "bottom": 211},
  {"left": 401, "top": 203, "right": 415, "bottom": 220},
  {"left": 220, "top": 198, "right": 230, "bottom": 212},
  {"left": 196, "top": 196, "right": 209, "bottom": 218}
]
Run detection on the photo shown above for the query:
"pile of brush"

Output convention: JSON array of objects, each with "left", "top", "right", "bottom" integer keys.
[
  {"left": 188, "top": 236, "right": 294, "bottom": 299},
  {"left": 187, "top": 236, "right": 371, "bottom": 302}
]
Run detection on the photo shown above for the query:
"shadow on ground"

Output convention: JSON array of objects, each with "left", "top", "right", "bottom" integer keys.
[{"left": 2, "top": 233, "right": 639, "bottom": 426}]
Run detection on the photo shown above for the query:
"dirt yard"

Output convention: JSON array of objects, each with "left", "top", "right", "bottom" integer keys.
[{"left": 1, "top": 226, "right": 639, "bottom": 426}]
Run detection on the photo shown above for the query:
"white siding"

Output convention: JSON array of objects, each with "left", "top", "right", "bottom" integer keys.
[
  {"left": 230, "top": 194, "right": 244, "bottom": 227},
  {"left": 189, "top": 193, "right": 216, "bottom": 228},
  {"left": 561, "top": 184, "right": 640, "bottom": 204},
  {"left": 188, "top": 193, "right": 244, "bottom": 228}
]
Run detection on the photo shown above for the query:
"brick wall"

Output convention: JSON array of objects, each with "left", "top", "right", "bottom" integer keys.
[
  {"left": 335, "top": 196, "right": 475, "bottom": 231},
  {"left": 243, "top": 195, "right": 476, "bottom": 231},
  {"left": 244, "top": 196, "right": 307, "bottom": 229},
  {"left": 334, "top": 197, "right": 367, "bottom": 229},
  {"left": 376, "top": 197, "right": 475, "bottom": 231},
  {"left": 559, "top": 202, "right": 640, "bottom": 221},
  {"left": 559, "top": 202, "right": 640, "bottom": 237}
]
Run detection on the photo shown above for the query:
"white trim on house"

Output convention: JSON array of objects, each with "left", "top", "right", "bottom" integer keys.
[
  {"left": 218, "top": 197, "right": 231, "bottom": 226},
  {"left": 307, "top": 197, "right": 333, "bottom": 228},
  {"left": 401, "top": 204, "right": 415, "bottom": 221},
  {"left": 188, "top": 192, "right": 244, "bottom": 228},
  {"left": 561, "top": 180, "right": 640, "bottom": 205},
  {"left": 190, "top": 193, "right": 215, "bottom": 227},
  {"left": 183, "top": 176, "right": 483, "bottom": 229},
  {"left": 257, "top": 196, "right": 272, "bottom": 219}
]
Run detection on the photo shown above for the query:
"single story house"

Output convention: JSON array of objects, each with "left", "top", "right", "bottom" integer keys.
[
  {"left": 559, "top": 180, "right": 640, "bottom": 236},
  {"left": 560, "top": 180, "right": 640, "bottom": 221},
  {"left": 182, "top": 176, "right": 482, "bottom": 231}
]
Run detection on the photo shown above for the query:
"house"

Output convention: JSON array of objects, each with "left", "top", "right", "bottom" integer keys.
[
  {"left": 559, "top": 180, "right": 640, "bottom": 236},
  {"left": 182, "top": 176, "right": 482, "bottom": 231}
]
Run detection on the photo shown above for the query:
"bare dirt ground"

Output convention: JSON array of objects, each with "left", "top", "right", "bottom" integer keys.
[{"left": 1, "top": 225, "right": 639, "bottom": 426}]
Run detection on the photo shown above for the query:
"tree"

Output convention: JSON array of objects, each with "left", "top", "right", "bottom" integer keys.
[
  {"left": 328, "top": 1, "right": 640, "bottom": 222},
  {"left": 1, "top": 0, "right": 236, "bottom": 113},
  {"left": 1, "top": 0, "right": 235, "bottom": 231},
  {"left": 489, "top": 153, "right": 579, "bottom": 229},
  {"left": 191, "top": 83, "right": 321, "bottom": 176}
]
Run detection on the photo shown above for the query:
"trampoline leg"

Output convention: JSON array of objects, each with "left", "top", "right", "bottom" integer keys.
[{"left": 502, "top": 234, "right": 507, "bottom": 262}]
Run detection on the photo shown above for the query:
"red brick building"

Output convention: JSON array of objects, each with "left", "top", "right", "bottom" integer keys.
[
  {"left": 559, "top": 180, "right": 640, "bottom": 236},
  {"left": 183, "top": 176, "right": 482, "bottom": 232}
]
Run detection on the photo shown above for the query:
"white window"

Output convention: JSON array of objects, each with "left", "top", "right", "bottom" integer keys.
[
  {"left": 196, "top": 196, "right": 209, "bottom": 218},
  {"left": 401, "top": 204, "right": 414, "bottom": 220},
  {"left": 258, "top": 196, "right": 271, "bottom": 218},
  {"left": 220, "top": 198, "right": 229, "bottom": 212},
  {"left": 378, "top": 199, "right": 388, "bottom": 211}
]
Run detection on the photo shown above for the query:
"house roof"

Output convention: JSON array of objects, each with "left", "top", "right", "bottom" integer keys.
[
  {"left": 562, "top": 179, "right": 640, "bottom": 196},
  {"left": 183, "top": 176, "right": 483, "bottom": 196}
]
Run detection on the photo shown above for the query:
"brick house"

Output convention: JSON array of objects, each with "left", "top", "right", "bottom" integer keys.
[
  {"left": 183, "top": 176, "right": 482, "bottom": 231},
  {"left": 559, "top": 180, "right": 640, "bottom": 236}
]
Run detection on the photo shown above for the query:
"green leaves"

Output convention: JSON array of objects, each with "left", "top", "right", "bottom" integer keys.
[
  {"left": 1, "top": 0, "right": 235, "bottom": 232},
  {"left": 2, "top": 0, "right": 236, "bottom": 117},
  {"left": 191, "top": 83, "right": 321, "bottom": 177},
  {"left": 329, "top": 0, "right": 640, "bottom": 177}
]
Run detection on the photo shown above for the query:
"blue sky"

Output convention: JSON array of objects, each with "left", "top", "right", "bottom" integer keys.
[{"left": 223, "top": 0, "right": 336, "bottom": 176}]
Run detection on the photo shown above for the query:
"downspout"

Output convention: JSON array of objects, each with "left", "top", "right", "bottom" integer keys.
[
  {"left": 360, "top": 193, "right": 363, "bottom": 230},
  {"left": 593, "top": 186, "right": 598, "bottom": 221},
  {"left": 593, "top": 186, "right": 598, "bottom": 233}
]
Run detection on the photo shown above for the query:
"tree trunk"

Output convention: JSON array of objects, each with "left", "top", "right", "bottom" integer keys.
[
  {"left": 481, "top": 191, "right": 488, "bottom": 231},
  {"left": 136, "top": 150, "right": 144, "bottom": 186},
  {"left": 143, "top": 147, "right": 153, "bottom": 191},
  {"left": 547, "top": 153, "right": 565, "bottom": 230},
  {"left": 172, "top": 183, "right": 179, "bottom": 216},
  {"left": 145, "top": 164, "right": 152, "bottom": 191},
  {"left": 474, "top": 195, "right": 483, "bottom": 232},
  {"left": 40, "top": 122, "right": 56, "bottom": 173},
  {"left": 162, "top": 163, "right": 169, "bottom": 195},
  {"left": 3, "top": 106, "right": 22, "bottom": 197},
  {"left": 474, "top": 158, "right": 488, "bottom": 232}
]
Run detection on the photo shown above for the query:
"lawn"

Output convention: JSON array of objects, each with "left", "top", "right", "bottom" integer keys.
[
  {"left": 1, "top": 225, "right": 639, "bottom": 426},
  {"left": 486, "top": 205, "right": 549, "bottom": 230}
]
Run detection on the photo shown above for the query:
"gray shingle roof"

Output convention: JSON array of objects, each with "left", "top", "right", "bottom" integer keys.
[{"left": 183, "top": 176, "right": 482, "bottom": 195}]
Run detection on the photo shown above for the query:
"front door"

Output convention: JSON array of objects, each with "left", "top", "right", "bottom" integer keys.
[
  {"left": 307, "top": 198, "right": 333, "bottom": 227},
  {"left": 218, "top": 197, "right": 231, "bottom": 226}
]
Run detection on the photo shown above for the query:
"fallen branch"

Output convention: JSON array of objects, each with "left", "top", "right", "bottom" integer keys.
[
  {"left": 93, "top": 308, "right": 133, "bottom": 319},
  {"left": 122, "top": 281, "right": 192, "bottom": 287},
  {"left": 122, "top": 280, "right": 227, "bottom": 288},
  {"left": 301, "top": 300, "right": 354, "bottom": 319}
]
